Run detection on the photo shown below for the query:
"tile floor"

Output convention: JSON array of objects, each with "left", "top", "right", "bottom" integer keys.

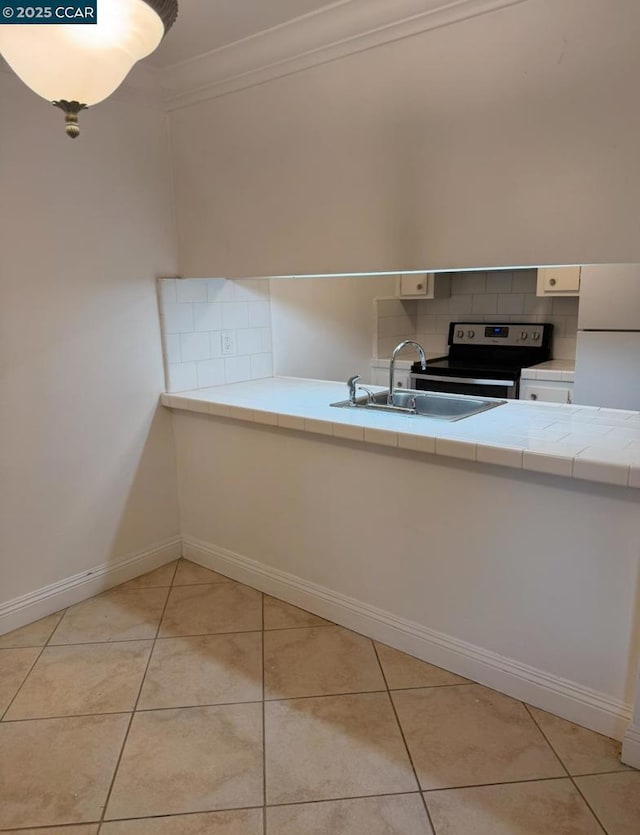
[{"left": 0, "top": 559, "right": 638, "bottom": 834}]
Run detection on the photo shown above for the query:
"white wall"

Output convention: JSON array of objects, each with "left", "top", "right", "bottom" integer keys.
[
  {"left": 170, "top": 0, "right": 640, "bottom": 277},
  {"left": 270, "top": 276, "right": 395, "bottom": 382},
  {"left": 0, "top": 73, "right": 181, "bottom": 607},
  {"left": 173, "top": 412, "right": 640, "bottom": 740}
]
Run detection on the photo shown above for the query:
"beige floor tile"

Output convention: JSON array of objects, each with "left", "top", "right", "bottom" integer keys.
[
  {"left": 267, "top": 794, "right": 433, "bottom": 834},
  {"left": 527, "top": 706, "right": 629, "bottom": 775},
  {"left": 101, "top": 810, "right": 263, "bottom": 834},
  {"left": 121, "top": 561, "right": 178, "bottom": 589},
  {"left": 173, "top": 559, "right": 232, "bottom": 586},
  {"left": 392, "top": 685, "right": 565, "bottom": 790},
  {"left": 0, "top": 612, "right": 64, "bottom": 648},
  {"left": 425, "top": 779, "right": 603, "bottom": 835},
  {"left": 6, "top": 641, "right": 152, "bottom": 720},
  {"left": 138, "top": 632, "right": 262, "bottom": 709},
  {"left": 575, "top": 771, "right": 640, "bottom": 835},
  {"left": 265, "top": 692, "right": 418, "bottom": 804},
  {"left": 0, "top": 714, "right": 129, "bottom": 828},
  {"left": 264, "top": 626, "right": 385, "bottom": 699},
  {"left": 159, "top": 583, "right": 262, "bottom": 637},
  {"left": 106, "top": 704, "right": 263, "bottom": 819},
  {"left": 375, "top": 642, "right": 469, "bottom": 689},
  {"left": 50, "top": 588, "right": 169, "bottom": 645},
  {"left": 0, "top": 647, "right": 40, "bottom": 714},
  {"left": 263, "top": 596, "right": 330, "bottom": 630},
  {"left": 4, "top": 828, "right": 98, "bottom": 834}
]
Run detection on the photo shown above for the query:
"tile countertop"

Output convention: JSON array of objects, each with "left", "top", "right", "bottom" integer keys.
[
  {"left": 161, "top": 377, "right": 640, "bottom": 489},
  {"left": 521, "top": 360, "right": 576, "bottom": 383}
]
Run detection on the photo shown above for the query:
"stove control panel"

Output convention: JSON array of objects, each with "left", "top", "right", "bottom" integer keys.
[{"left": 450, "top": 323, "right": 547, "bottom": 347}]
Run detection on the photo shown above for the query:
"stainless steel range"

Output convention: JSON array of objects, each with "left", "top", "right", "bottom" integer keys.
[{"left": 409, "top": 322, "right": 553, "bottom": 400}]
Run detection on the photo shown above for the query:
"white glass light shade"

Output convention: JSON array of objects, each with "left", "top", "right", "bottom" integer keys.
[{"left": 0, "top": 0, "right": 164, "bottom": 106}]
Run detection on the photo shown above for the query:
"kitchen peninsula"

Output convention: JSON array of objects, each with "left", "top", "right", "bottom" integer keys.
[{"left": 162, "top": 376, "right": 640, "bottom": 769}]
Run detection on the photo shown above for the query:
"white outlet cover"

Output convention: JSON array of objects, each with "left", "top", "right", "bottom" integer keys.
[{"left": 222, "top": 331, "right": 237, "bottom": 355}]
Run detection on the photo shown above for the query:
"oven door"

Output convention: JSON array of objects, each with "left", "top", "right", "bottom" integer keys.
[{"left": 410, "top": 373, "right": 518, "bottom": 399}]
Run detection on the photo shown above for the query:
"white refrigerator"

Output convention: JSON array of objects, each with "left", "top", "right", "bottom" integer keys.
[{"left": 573, "top": 264, "right": 640, "bottom": 410}]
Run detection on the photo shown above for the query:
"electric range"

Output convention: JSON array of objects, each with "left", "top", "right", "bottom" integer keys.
[{"left": 410, "top": 322, "right": 553, "bottom": 399}]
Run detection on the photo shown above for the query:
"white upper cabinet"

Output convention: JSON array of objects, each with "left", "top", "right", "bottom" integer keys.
[
  {"left": 537, "top": 266, "right": 582, "bottom": 297},
  {"left": 397, "top": 273, "right": 451, "bottom": 299}
]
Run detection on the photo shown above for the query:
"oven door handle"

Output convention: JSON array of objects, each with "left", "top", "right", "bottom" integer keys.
[{"left": 410, "top": 374, "right": 516, "bottom": 387}]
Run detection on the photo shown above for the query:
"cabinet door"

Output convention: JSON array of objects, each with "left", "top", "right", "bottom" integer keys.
[
  {"left": 520, "top": 381, "right": 572, "bottom": 404},
  {"left": 398, "top": 273, "right": 451, "bottom": 299},
  {"left": 399, "top": 274, "right": 428, "bottom": 296},
  {"left": 537, "top": 267, "right": 581, "bottom": 296}
]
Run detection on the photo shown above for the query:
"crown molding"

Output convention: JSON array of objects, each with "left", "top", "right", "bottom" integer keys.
[{"left": 161, "top": 0, "right": 529, "bottom": 111}]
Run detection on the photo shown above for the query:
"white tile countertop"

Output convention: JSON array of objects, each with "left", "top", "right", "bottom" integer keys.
[
  {"left": 521, "top": 359, "right": 576, "bottom": 382},
  {"left": 161, "top": 377, "right": 640, "bottom": 489}
]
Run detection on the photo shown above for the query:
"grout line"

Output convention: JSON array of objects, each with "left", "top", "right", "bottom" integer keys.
[
  {"left": 523, "top": 704, "right": 609, "bottom": 835},
  {"left": 96, "top": 561, "right": 180, "bottom": 833},
  {"left": 261, "top": 592, "right": 267, "bottom": 835},
  {"left": 370, "top": 641, "right": 438, "bottom": 834},
  {"left": 0, "top": 607, "right": 69, "bottom": 721}
]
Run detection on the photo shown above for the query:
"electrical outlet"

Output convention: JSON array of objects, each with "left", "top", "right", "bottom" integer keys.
[{"left": 222, "top": 331, "right": 236, "bottom": 356}]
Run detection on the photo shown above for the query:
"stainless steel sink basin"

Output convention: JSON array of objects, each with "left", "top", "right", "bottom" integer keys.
[{"left": 331, "top": 388, "right": 505, "bottom": 421}]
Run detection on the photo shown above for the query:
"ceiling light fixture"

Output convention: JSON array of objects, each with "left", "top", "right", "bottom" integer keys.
[{"left": 0, "top": 0, "right": 178, "bottom": 138}]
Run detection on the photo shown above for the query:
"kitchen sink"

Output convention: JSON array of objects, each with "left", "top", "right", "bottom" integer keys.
[{"left": 330, "top": 388, "right": 505, "bottom": 421}]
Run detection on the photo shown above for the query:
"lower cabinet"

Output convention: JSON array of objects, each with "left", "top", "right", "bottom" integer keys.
[{"left": 519, "top": 380, "right": 573, "bottom": 404}]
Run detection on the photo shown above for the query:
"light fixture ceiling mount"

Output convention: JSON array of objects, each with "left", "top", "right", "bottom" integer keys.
[{"left": 0, "top": 0, "right": 179, "bottom": 138}]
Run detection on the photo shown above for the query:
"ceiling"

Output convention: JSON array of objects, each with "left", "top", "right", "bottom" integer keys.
[{"left": 150, "top": 0, "right": 340, "bottom": 68}]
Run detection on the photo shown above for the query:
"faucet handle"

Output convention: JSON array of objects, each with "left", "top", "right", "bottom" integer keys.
[{"left": 347, "top": 374, "right": 361, "bottom": 387}]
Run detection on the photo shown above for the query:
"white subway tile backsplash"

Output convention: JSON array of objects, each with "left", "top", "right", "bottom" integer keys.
[
  {"left": 158, "top": 278, "right": 274, "bottom": 392},
  {"left": 164, "top": 334, "right": 181, "bottom": 364},
  {"left": 163, "top": 303, "right": 194, "bottom": 334},
  {"left": 193, "top": 302, "right": 223, "bottom": 332},
  {"left": 486, "top": 272, "right": 513, "bottom": 293},
  {"left": 524, "top": 294, "right": 553, "bottom": 314},
  {"left": 248, "top": 300, "right": 271, "bottom": 328},
  {"left": 210, "top": 331, "right": 223, "bottom": 357},
  {"left": 237, "top": 328, "right": 262, "bottom": 355},
  {"left": 497, "top": 294, "right": 525, "bottom": 315},
  {"left": 225, "top": 355, "right": 252, "bottom": 384},
  {"left": 511, "top": 271, "right": 537, "bottom": 293},
  {"left": 452, "top": 273, "right": 486, "bottom": 294},
  {"left": 167, "top": 362, "right": 198, "bottom": 392},
  {"left": 176, "top": 278, "right": 208, "bottom": 303},
  {"left": 552, "top": 297, "right": 580, "bottom": 315},
  {"left": 259, "top": 328, "right": 272, "bottom": 353},
  {"left": 180, "top": 332, "right": 211, "bottom": 362},
  {"left": 378, "top": 314, "right": 415, "bottom": 338},
  {"left": 197, "top": 358, "right": 226, "bottom": 388},
  {"left": 376, "top": 269, "right": 578, "bottom": 360},
  {"left": 472, "top": 294, "right": 498, "bottom": 314},
  {"left": 251, "top": 353, "right": 274, "bottom": 380},
  {"left": 222, "top": 302, "right": 250, "bottom": 330},
  {"left": 158, "top": 278, "right": 177, "bottom": 305},
  {"left": 207, "top": 278, "right": 236, "bottom": 302}
]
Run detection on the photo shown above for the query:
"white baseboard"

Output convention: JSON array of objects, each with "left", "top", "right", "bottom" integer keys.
[
  {"left": 0, "top": 537, "right": 183, "bottom": 636},
  {"left": 184, "top": 536, "right": 632, "bottom": 742},
  {"left": 622, "top": 724, "right": 640, "bottom": 769}
]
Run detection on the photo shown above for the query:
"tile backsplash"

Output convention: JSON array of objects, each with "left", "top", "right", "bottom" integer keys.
[
  {"left": 376, "top": 270, "right": 579, "bottom": 360},
  {"left": 158, "top": 278, "right": 273, "bottom": 392}
]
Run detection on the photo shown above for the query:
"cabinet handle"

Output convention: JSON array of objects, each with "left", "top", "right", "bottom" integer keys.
[
  {"left": 549, "top": 278, "right": 557, "bottom": 287},
  {"left": 397, "top": 382, "right": 403, "bottom": 388},
  {"left": 416, "top": 284, "right": 423, "bottom": 291},
  {"left": 530, "top": 393, "right": 538, "bottom": 400}
]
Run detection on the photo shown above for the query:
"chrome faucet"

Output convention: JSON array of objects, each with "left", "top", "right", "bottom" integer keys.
[
  {"left": 347, "top": 374, "right": 361, "bottom": 406},
  {"left": 388, "top": 340, "right": 427, "bottom": 405}
]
